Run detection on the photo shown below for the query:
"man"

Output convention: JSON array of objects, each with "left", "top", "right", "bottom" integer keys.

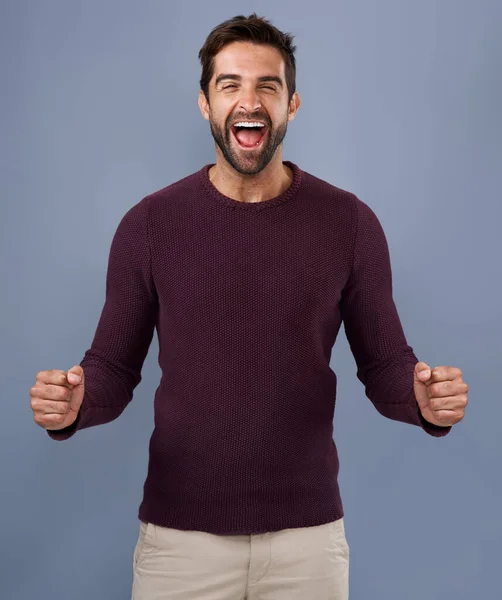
[{"left": 30, "top": 13, "right": 468, "bottom": 600}]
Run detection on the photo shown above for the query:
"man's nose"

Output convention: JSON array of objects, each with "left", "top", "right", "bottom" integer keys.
[{"left": 238, "top": 88, "right": 262, "bottom": 112}]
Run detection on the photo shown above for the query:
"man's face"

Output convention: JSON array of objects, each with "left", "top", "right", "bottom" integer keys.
[{"left": 199, "top": 41, "right": 299, "bottom": 175}]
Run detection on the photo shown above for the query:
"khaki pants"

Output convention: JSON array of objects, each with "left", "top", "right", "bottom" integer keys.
[{"left": 132, "top": 517, "right": 349, "bottom": 599}]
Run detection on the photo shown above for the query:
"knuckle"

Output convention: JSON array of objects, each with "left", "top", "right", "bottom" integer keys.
[
  {"left": 55, "top": 386, "right": 69, "bottom": 400},
  {"left": 45, "top": 383, "right": 57, "bottom": 398},
  {"left": 51, "top": 399, "right": 66, "bottom": 414},
  {"left": 438, "top": 411, "right": 450, "bottom": 425},
  {"left": 429, "top": 397, "right": 440, "bottom": 411}
]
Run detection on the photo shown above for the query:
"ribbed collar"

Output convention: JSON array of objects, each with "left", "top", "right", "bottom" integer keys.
[{"left": 198, "top": 160, "right": 303, "bottom": 211}]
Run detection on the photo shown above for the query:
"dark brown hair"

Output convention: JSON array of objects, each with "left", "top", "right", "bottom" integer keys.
[{"left": 198, "top": 13, "right": 297, "bottom": 104}]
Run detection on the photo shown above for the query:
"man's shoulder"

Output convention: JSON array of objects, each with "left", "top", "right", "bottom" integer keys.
[
  {"left": 142, "top": 166, "right": 203, "bottom": 208},
  {"left": 300, "top": 165, "right": 353, "bottom": 197},
  {"left": 300, "top": 165, "right": 379, "bottom": 221},
  {"left": 299, "top": 164, "right": 364, "bottom": 214}
]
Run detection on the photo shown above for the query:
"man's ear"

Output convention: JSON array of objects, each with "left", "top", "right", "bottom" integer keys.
[
  {"left": 198, "top": 90, "right": 210, "bottom": 121},
  {"left": 288, "top": 91, "right": 301, "bottom": 122}
]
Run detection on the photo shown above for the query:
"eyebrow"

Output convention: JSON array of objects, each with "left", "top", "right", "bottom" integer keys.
[{"left": 214, "top": 74, "right": 284, "bottom": 88}]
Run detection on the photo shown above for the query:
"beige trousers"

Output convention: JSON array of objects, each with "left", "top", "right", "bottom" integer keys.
[{"left": 131, "top": 517, "right": 349, "bottom": 599}]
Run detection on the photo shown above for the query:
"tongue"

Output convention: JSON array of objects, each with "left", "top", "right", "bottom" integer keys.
[{"left": 235, "top": 127, "right": 264, "bottom": 147}]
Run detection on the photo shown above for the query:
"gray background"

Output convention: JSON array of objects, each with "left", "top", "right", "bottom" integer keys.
[{"left": 1, "top": 1, "right": 501, "bottom": 598}]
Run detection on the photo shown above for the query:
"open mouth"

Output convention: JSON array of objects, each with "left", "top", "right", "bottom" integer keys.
[{"left": 231, "top": 123, "right": 269, "bottom": 150}]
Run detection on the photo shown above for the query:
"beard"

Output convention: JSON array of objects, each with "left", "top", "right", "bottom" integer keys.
[{"left": 208, "top": 110, "right": 289, "bottom": 175}]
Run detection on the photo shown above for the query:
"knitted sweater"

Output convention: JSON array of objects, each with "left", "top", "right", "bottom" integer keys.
[{"left": 47, "top": 161, "right": 451, "bottom": 535}]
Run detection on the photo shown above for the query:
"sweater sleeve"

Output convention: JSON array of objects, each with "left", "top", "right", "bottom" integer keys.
[
  {"left": 340, "top": 195, "right": 451, "bottom": 438},
  {"left": 47, "top": 197, "right": 158, "bottom": 441}
]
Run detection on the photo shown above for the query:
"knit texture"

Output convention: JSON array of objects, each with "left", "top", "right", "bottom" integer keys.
[{"left": 47, "top": 160, "right": 451, "bottom": 535}]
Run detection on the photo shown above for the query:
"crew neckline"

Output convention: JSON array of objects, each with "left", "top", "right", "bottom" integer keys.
[{"left": 198, "top": 160, "right": 303, "bottom": 210}]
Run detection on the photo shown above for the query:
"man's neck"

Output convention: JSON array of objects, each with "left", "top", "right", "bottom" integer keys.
[{"left": 208, "top": 155, "right": 293, "bottom": 204}]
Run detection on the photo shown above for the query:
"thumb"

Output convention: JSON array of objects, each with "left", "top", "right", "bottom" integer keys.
[
  {"left": 415, "top": 361, "right": 431, "bottom": 382},
  {"left": 67, "top": 365, "right": 84, "bottom": 385}
]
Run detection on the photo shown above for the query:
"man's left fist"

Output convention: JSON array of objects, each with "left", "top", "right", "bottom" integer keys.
[{"left": 413, "top": 362, "right": 468, "bottom": 427}]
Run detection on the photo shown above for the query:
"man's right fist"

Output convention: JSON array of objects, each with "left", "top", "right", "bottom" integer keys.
[{"left": 30, "top": 366, "right": 85, "bottom": 431}]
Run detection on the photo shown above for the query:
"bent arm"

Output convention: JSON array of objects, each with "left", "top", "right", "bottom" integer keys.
[
  {"left": 340, "top": 195, "right": 451, "bottom": 438},
  {"left": 48, "top": 197, "right": 158, "bottom": 441}
]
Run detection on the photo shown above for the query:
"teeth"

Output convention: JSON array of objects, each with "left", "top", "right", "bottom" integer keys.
[{"left": 234, "top": 121, "right": 265, "bottom": 128}]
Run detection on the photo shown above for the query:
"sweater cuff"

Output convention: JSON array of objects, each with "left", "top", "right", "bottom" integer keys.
[
  {"left": 416, "top": 403, "right": 452, "bottom": 437},
  {"left": 46, "top": 408, "right": 84, "bottom": 441}
]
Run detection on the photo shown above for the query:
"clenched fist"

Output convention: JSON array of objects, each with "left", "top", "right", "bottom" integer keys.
[{"left": 30, "top": 366, "right": 85, "bottom": 431}]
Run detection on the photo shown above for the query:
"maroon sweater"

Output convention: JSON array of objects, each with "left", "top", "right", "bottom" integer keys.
[{"left": 48, "top": 161, "right": 451, "bottom": 534}]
